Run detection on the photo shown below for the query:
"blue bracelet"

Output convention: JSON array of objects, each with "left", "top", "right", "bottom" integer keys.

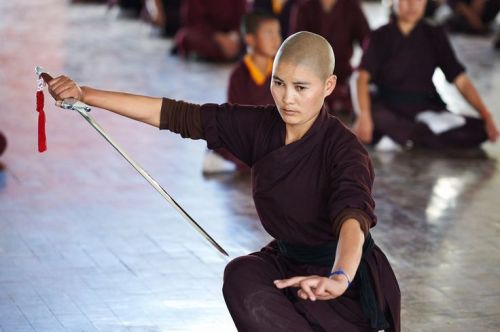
[{"left": 328, "top": 268, "right": 351, "bottom": 287}]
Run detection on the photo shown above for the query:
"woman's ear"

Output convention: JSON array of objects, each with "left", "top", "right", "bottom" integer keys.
[{"left": 324, "top": 74, "right": 337, "bottom": 97}]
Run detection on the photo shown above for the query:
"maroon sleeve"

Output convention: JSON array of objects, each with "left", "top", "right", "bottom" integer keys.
[
  {"left": 359, "top": 31, "right": 381, "bottom": 78},
  {"left": 288, "top": 2, "right": 308, "bottom": 34},
  {"left": 326, "top": 122, "right": 375, "bottom": 237},
  {"left": 351, "top": 0, "right": 371, "bottom": 46},
  {"left": 235, "top": 0, "right": 248, "bottom": 29},
  {"left": 181, "top": 0, "right": 208, "bottom": 29},
  {"left": 432, "top": 27, "right": 465, "bottom": 83},
  {"left": 227, "top": 66, "right": 244, "bottom": 104},
  {"left": 201, "top": 103, "right": 272, "bottom": 166},
  {"left": 159, "top": 98, "right": 203, "bottom": 139}
]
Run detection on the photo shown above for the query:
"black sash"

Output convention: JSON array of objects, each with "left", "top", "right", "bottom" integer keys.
[
  {"left": 277, "top": 234, "right": 390, "bottom": 330},
  {"left": 377, "top": 85, "right": 446, "bottom": 109}
]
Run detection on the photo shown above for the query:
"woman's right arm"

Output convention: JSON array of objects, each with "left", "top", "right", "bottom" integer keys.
[{"left": 48, "top": 76, "right": 163, "bottom": 128}]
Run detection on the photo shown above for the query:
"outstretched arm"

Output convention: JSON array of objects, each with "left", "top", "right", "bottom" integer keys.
[
  {"left": 454, "top": 73, "right": 499, "bottom": 142},
  {"left": 48, "top": 76, "right": 163, "bottom": 128}
]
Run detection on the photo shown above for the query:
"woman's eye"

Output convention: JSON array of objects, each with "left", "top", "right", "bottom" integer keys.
[
  {"left": 274, "top": 81, "right": 283, "bottom": 86},
  {"left": 296, "top": 86, "right": 306, "bottom": 91}
]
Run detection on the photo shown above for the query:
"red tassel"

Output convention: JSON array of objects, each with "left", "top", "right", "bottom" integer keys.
[{"left": 36, "top": 89, "right": 47, "bottom": 152}]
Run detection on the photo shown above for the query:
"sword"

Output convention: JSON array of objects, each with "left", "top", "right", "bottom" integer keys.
[{"left": 36, "top": 66, "right": 228, "bottom": 256}]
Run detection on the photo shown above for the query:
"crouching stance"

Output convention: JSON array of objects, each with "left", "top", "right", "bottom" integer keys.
[{"left": 47, "top": 31, "right": 400, "bottom": 331}]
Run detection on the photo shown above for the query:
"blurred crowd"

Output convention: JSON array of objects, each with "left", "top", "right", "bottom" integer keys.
[{"left": 5, "top": 0, "right": 497, "bottom": 169}]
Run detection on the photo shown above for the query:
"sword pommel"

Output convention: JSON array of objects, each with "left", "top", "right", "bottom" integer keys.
[{"left": 35, "top": 66, "right": 54, "bottom": 83}]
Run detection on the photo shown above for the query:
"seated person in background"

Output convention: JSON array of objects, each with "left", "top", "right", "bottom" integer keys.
[
  {"left": 289, "top": 0, "right": 370, "bottom": 119},
  {"left": 353, "top": 0, "right": 499, "bottom": 151},
  {"left": 228, "top": 10, "right": 282, "bottom": 105},
  {"left": 204, "top": 10, "right": 282, "bottom": 173},
  {"left": 446, "top": 0, "right": 500, "bottom": 35},
  {"left": 115, "top": 0, "right": 144, "bottom": 18},
  {"left": 146, "top": 0, "right": 181, "bottom": 37},
  {"left": 252, "top": 0, "right": 299, "bottom": 38},
  {"left": 174, "top": 0, "right": 247, "bottom": 62}
]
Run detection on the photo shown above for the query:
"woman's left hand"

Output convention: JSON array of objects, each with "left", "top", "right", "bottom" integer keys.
[{"left": 274, "top": 275, "right": 349, "bottom": 301}]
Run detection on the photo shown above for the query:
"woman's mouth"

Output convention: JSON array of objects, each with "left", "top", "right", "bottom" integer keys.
[{"left": 282, "top": 108, "right": 298, "bottom": 116}]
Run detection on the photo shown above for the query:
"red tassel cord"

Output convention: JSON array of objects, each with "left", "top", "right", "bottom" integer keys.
[{"left": 36, "top": 77, "right": 47, "bottom": 152}]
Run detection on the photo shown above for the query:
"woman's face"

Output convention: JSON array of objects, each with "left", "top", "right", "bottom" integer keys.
[
  {"left": 394, "top": 0, "right": 427, "bottom": 24},
  {"left": 271, "top": 60, "right": 335, "bottom": 131}
]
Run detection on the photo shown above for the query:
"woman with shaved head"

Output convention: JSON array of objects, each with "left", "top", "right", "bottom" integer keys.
[{"left": 47, "top": 31, "right": 400, "bottom": 331}]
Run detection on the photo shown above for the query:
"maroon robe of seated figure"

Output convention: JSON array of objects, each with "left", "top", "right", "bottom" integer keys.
[
  {"left": 360, "top": 19, "right": 487, "bottom": 148},
  {"left": 252, "top": 0, "right": 300, "bottom": 38},
  {"left": 289, "top": 0, "right": 370, "bottom": 115},
  {"left": 159, "top": 99, "right": 401, "bottom": 331},
  {"left": 219, "top": 55, "right": 275, "bottom": 170},
  {"left": 227, "top": 55, "right": 275, "bottom": 106},
  {"left": 174, "top": 0, "right": 247, "bottom": 61}
]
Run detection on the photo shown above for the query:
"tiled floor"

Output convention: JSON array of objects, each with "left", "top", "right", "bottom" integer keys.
[{"left": 1, "top": 1, "right": 499, "bottom": 331}]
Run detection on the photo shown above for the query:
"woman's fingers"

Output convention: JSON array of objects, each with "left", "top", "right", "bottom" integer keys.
[
  {"left": 47, "top": 75, "right": 82, "bottom": 102},
  {"left": 299, "top": 278, "right": 319, "bottom": 301},
  {"left": 48, "top": 77, "right": 71, "bottom": 99},
  {"left": 58, "top": 85, "right": 79, "bottom": 100},
  {"left": 274, "top": 276, "right": 308, "bottom": 289},
  {"left": 48, "top": 76, "right": 69, "bottom": 92},
  {"left": 297, "top": 289, "right": 309, "bottom": 300},
  {"left": 275, "top": 276, "right": 344, "bottom": 302},
  {"left": 314, "top": 279, "right": 328, "bottom": 297}
]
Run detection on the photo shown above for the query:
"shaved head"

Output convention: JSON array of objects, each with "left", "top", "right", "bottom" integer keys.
[{"left": 273, "top": 31, "right": 335, "bottom": 80}]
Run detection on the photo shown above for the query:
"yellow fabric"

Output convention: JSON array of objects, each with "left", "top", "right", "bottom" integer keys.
[
  {"left": 243, "top": 54, "right": 273, "bottom": 86},
  {"left": 272, "top": 0, "right": 284, "bottom": 14}
]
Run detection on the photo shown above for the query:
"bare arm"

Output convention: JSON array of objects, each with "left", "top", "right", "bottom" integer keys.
[
  {"left": 81, "top": 87, "right": 162, "bottom": 127},
  {"left": 352, "top": 70, "right": 374, "bottom": 143},
  {"left": 454, "top": 1, "right": 485, "bottom": 32},
  {"left": 48, "top": 75, "right": 162, "bottom": 128},
  {"left": 454, "top": 73, "right": 499, "bottom": 142},
  {"left": 330, "top": 219, "right": 364, "bottom": 286},
  {"left": 454, "top": 73, "right": 490, "bottom": 118}
]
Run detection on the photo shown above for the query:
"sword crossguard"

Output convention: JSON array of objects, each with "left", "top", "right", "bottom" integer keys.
[{"left": 59, "top": 98, "right": 92, "bottom": 113}]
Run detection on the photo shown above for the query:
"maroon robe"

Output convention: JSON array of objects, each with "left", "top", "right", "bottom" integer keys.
[
  {"left": 219, "top": 58, "right": 275, "bottom": 170},
  {"left": 289, "top": 0, "right": 370, "bottom": 114},
  {"left": 227, "top": 60, "right": 275, "bottom": 106},
  {"left": 360, "top": 20, "right": 487, "bottom": 148},
  {"left": 252, "top": 0, "right": 300, "bottom": 38},
  {"left": 160, "top": 100, "right": 400, "bottom": 331},
  {"left": 174, "top": 0, "right": 246, "bottom": 61}
]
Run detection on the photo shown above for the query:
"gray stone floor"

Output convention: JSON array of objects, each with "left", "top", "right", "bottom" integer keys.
[{"left": 1, "top": 1, "right": 500, "bottom": 331}]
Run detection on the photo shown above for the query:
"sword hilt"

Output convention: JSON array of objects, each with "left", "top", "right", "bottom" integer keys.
[
  {"left": 40, "top": 72, "right": 53, "bottom": 84},
  {"left": 35, "top": 66, "right": 91, "bottom": 113},
  {"left": 36, "top": 66, "right": 53, "bottom": 83}
]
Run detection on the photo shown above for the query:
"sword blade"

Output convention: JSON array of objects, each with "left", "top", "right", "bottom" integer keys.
[{"left": 76, "top": 109, "right": 229, "bottom": 256}]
